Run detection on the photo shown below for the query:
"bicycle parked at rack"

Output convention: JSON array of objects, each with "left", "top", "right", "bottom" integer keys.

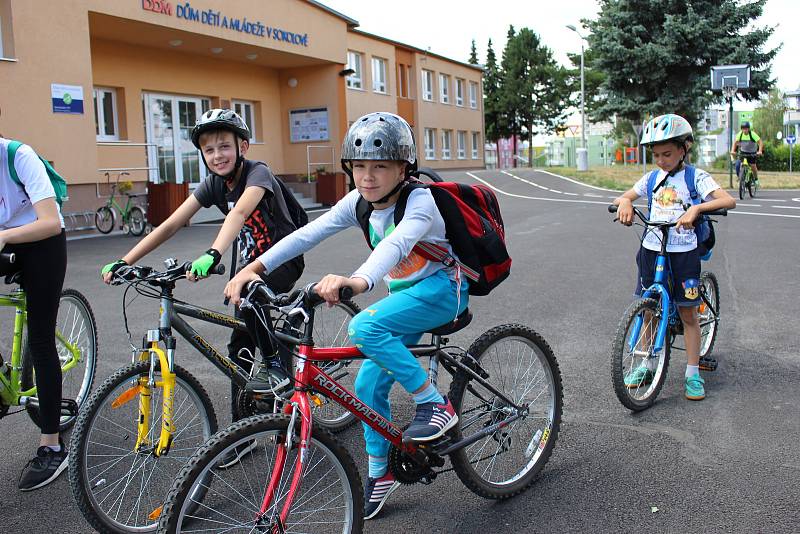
[
  {"left": 0, "top": 252, "right": 97, "bottom": 431},
  {"left": 735, "top": 152, "right": 759, "bottom": 199},
  {"left": 95, "top": 171, "right": 149, "bottom": 236},
  {"left": 157, "top": 281, "right": 563, "bottom": 534},
  {"left": 609, "top": 205, "right": 725, "bottom": 411},
  {"left": 68, "top": 259, "right": 360, "bottom": 534}
]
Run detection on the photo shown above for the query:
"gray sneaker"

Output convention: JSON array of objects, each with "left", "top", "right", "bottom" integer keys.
[
  {"left": 19, "top": 440, "right": 68, "bottom": 491},
  {"left": 245, "top": 360, "right": 291, "bottom": 395}
]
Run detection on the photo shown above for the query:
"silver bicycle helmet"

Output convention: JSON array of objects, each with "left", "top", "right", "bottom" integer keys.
[
  {"left": 191, "top": 109, "right": 250, "bottom": 149},
  {"left": 341, "top": 112, "right": 417, "bottom": 170},
  {"left": 640, "top": 114, "right": 694, "bottom": 146}
]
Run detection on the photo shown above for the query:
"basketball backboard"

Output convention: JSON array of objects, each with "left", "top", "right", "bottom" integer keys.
[{"left": 710, "top": 64, "right": 751, "bottom": 91}]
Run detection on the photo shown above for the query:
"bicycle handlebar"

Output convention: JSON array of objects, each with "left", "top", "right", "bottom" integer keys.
[
  {"left": 608, "top": 204, "right": 727, "bottom": 220},
  {"left": 246, "top": 280, "right": 353, "bottom": 309},
  {"left": 112, "top": 259, "right": 225, "bottom": 286}
]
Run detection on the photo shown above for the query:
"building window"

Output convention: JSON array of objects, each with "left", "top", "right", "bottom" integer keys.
[
  {"left": 472, "top": 131, "right": 480, "bottom": 159},
  {"left": 93, "top": 88, "right": 119, "bottom": 141},
  {"left": 233, "top": 100, "right": 257, "bottom": 141},
  {"left": 422, "top": 69, "right": 434, "bottom": 101},
  {"left": 346, "top": 51, "right": 363, "bottom": 89},
  {"left": 372, "top": 57, "right": 387, "bottom": 94},
  {"left": 457, "top": 131, "right": 467, "bottom": 159},
  {"left": 456, "top": 79, "right": 465, "bottom": 107},
  {"left": 469, "top": 81, "right": 478, "bottom": 109},
  {"left": 424, "top": 128, "right": 436, "bottom": 159},
  {"left": 441, "top": 130, "right": 452, "bottom": 159},
  {"left": 439, "top": 74, "right": 450, "bottom": 104}
]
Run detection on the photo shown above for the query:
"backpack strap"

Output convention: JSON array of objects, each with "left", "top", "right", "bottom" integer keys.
[
  {"left": 6, "top": 140, "right": 23, "bottom": 186},
  {"left": 683, "top": 165, "right": 700, "bottom": 205},
  {"left": 646, "top": 169, "right": 660, "bottom": 214},
  {"left": 354, "top": 196, "right": 374, "bottom": 247}
]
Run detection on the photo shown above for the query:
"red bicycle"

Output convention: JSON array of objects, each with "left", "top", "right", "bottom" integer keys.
[{"left": 158, "top": 281, "right": 562, "bottom": 533}]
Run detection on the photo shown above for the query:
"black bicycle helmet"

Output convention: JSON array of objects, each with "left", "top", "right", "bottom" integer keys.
[{"left": 191, "top": 109, "right": 250, "bottom": 181}]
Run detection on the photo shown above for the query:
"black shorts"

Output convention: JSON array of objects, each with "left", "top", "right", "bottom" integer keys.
[{"left": 635, "top": 247, "right": 701, "bottom": 307}]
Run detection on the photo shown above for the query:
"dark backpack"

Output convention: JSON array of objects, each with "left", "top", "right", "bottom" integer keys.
[
  {"left": 355, "top": 179, "right": 511, "bottom": 296},
  {"left": 274, "top": 176, "right": 309, "bottom": 230},
  {"left": 646, "top": 165, "right": 715, "bottom": 258},
  {"left": 6, "top": 141, "right": 68, "bottom": 207}
]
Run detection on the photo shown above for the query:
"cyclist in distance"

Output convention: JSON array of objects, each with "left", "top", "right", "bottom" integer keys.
[
  {"left": 612, "top": 114, "right": 735, "bottom": 401},
  {"left": 0, "top": 133, "right": 68, "bottom": 490},
  {"left": 731, "top": 121, "right": 764, "bottom": 181},
  {"left": 225, "top": 112, "right": 466, "bottom": 520},
  {"left": 100, "top": 109, "right": 305, "bottom": 466}
]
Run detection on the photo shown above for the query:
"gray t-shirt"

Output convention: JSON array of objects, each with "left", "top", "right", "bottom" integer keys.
[{"left": 193, "top": 160, "right": 297, "bottom": 270}]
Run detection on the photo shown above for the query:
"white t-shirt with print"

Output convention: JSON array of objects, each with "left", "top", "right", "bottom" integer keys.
[
  {"left": 633, "top": 166, "right": 720, "bottom": 253},
  {"left": 0, "top": 139, "right": 64, "bottom": 229}
]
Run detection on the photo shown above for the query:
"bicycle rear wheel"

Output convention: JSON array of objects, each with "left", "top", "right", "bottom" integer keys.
[
  {"left": 448, "top": 324, "right": 562, "bottom": 499},
  {"left": 127, "top": 206, "right": 147, "bottom": 236},
  {"left": 738, "top": 174, "right": 746, "bottom": 200},
  {"left": 95, "top": 206, "right": 115, "bottom": 234},
  {"left": 69, "top": 360, "right": 217, "bottom": 534},
  {"left": 157, "top": 414, "right": 363, "bottom": 534},
  {"left": 22, "top": 288, "right": 98, "bottom": 431},
  {"left": 698, "top": 271, "right": 720, "bottom": 360},
  {"left": 611, "top": 298, "right": 670, "bottom": 411}
]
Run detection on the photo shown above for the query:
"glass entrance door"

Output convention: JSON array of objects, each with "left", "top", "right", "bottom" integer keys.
[{"left": 145, "top": 93, "right": 206, "bottom": 185}]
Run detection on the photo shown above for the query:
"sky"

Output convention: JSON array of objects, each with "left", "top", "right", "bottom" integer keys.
[{"left": 321, "top": 0, "right": 800, "bottom": 96}]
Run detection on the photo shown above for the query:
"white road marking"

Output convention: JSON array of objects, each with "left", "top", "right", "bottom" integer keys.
[
  {"left": 534, "top": 169, "right": 622, "bottom": 192},
  {"left": 736, "top": 203, "right": 761, "bottom": 207},
  {"left": 773, "top": 205, "right": 800, "bottom": 210},
  {"left": 584, "top": 193, "right": 603, "bottom": 198}
]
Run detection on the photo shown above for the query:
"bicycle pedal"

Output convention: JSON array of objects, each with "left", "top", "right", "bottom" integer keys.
[
  {"left": 698, "top": 357, "right": 717, "bottom": 372},
  {"left": 60, "top": 398, "right": 79, "bottom": 417}
]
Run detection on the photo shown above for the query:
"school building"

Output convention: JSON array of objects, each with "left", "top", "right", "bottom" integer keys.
[{"left": 0, "top": 0, "right": 485, "bottom": 224}]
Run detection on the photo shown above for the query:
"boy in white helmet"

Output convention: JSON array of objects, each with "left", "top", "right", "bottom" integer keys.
[
  {"left": 612, "top": 114, "right": 735, "bottom": 400},
  {"left": 101, "top": 109, "right": 304, "bottom": 466},
  {"left": 225, "top": 112, "right": 467, "bottom": 519}
]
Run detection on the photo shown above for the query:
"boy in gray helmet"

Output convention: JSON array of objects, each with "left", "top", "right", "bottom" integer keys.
[{"left": 225, "top": 111, "right": 467, "bottom": 520}]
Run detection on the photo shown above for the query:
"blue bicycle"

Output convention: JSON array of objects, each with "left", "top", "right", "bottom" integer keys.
[{"left": 609, "top": 205, "right": 726, "bottom": 411}]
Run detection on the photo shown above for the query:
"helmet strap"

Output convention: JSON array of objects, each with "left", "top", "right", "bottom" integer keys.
[{"left": 373, "top": 179, "right": 407, "bottom": 205}]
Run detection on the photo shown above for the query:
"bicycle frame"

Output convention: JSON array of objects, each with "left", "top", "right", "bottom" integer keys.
[
  {"left": 252, "top": 292, "right": 529, "bottom": 525},
  {"left": 0, "top": 289, "right": 82, "bottom": 407}
]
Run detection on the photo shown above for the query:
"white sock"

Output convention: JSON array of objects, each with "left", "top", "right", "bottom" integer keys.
[
  {"left": 685, "top": 364, "right": 699, "bottom": 378},
  {"left": 45, "top": 444, "right": 61, "bottom": 452}
]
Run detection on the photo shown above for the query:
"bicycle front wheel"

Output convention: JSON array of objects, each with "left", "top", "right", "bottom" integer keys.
[
  {"left": 69, "top": 360, "right": 217, "bottom": 534},
  {"left": 22, "top": 288, "right": 98, "bottom": 431},
  {"left": 157, "top": 414, "right": 363, "bottom": 534},
  {"left": 95, "top": 206, "right": 115, "bottom": 234},
  {"left": 448, "top": 324, "right": 563, "bottom": 500},
  {"left": 698, "top": 271, "right": 720, "bottom": 359},
  {"left": 611, "top": 298, "right": 670, "bottom": 411},
  {"left": 748, "top": 177, "right": 757, "bottom": 198},
  {"left": 738, "top": 175, "right": 746, "bottom": 200},
  {"left": 127, "top": 206, "right": 147, "bottom": 236}
]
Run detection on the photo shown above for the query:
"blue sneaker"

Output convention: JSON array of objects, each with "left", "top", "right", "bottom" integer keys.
[
  {"left": 685, "top": 374, "right": 705, "bottom": 400},
  {"left": 624, "top": 365, "right": 655, "bottom": 389},
  {"left": 403, "top": 397, "right": 458, "bottom": 443},
  {"left": 363, "top": 471, "right": 400, "bottom": 520}
]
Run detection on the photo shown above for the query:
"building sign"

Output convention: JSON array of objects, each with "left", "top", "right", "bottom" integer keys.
[
  {"left": 290, "top": 108, "right": 329, "bottom": 143},
  {"left": 51, "top": 84, "right": 84, "bottom": 114},
  {"left": 141, "top": 1, "right": 309, "bottom": 47}
]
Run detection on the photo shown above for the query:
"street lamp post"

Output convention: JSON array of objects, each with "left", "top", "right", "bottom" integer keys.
[{"left": 567, "top": 24, "right": 587, "bottom": 170}]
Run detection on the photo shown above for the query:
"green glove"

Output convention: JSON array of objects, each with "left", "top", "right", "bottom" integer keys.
[
  {"left": 101, "top": 259, "right": 127, "bottom": 277},
  {"left": 190, "top": 248, "right": 222, "bottom": 277}
]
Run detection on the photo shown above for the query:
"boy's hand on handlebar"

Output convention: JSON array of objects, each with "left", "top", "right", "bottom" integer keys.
[
  {"left": 675, "top": 205, "right": 700, "bottom": 232},
  {"left": 616, "top": 199, "right": 634, "bottom": 226},
  {"left": 224, "top": 270, "right": 262, "bottom": 307},
  {"left": 315, "top": 275, "right": 367, "bottom": 306},
  {"left": 187, "top": 248, "right": 221, "bottom": 281},
  {"left": 101, "top": 259, "right": 128, "bottom": 284}
]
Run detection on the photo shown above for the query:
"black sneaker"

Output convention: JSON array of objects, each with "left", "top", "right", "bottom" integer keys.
[
  {"left": 245, "top": 360, "right": 291, "bottom": 395},
  {"left": 18, "top": 440, "right": 68, "bottom": 491},
  {"left": 363, "top": 471, "right": 400, "bottom": 520},
  {"left": 216, "top": 439, "right": 258, "bottom": 469},
  {"left": 403, "top": 396, "right": 458, "bottom": 443}
]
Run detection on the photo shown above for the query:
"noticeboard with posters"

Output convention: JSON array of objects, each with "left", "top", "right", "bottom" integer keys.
[{"left": 289, "top": 107, "right": 329, "bottom": 143}]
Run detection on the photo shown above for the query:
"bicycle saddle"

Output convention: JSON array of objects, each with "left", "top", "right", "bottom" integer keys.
[{"left": 427, "top": 308, "right": 472, "bottom": 336}]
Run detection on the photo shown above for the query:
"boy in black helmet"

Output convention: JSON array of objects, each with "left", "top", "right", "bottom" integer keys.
[{"left": 101, "top": 109, "right": 303, "bottom": 464}]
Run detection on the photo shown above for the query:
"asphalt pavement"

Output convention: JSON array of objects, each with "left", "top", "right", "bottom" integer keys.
[{"left": 0, "top": 168, "right": 798, "bottom": 533}]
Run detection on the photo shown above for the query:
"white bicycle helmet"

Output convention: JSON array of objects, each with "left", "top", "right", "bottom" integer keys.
[{"left": 640, "top": 114, "right": 694, "bottom": 146}]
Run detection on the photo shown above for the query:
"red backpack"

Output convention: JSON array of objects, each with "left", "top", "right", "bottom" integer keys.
[{"left": 355, "top": 178, "right": 511, "bottom": 296}]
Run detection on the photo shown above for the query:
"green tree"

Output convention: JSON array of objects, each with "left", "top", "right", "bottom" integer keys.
[
  {"left": 752, "top": 88, "right": 787, "bottom": 146},
  {"left": 468, "top": 39, "right": 479, "bottom": 65},
  {"left": 483, "top": 39, "right": 503, "bottom": 143},
  {"left": 585, "top": 0, "right": 779, "bottom": 128},
  {"left": 500, "top": 28, "right": 571, "bottom": 166}
]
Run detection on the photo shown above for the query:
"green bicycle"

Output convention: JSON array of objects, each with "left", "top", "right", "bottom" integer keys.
[
  {"left": 0, "top": 253, "right": 98, "bottom": 430},
  {"left": 736, "top": 152, "right": 759, "bottom": 200},
  {"left": 95, "top": 171, "right": 149, "bottom": 236}
]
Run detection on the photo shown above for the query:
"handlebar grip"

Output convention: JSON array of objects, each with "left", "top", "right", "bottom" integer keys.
[
  {"left": 211, "top": 263, "right": 226, "bottom": 275},
  {"left": 339, "top": 286, "right": 353, "bottom": 301},
  {"left": 608, "top": 205, "right": 618, "bottom": 213},
  {"left": 0, "top": 252, "right": 16, "bottom": 265},
  {"left": 705, "top": 208, "right": 728, "bottom": 216}
]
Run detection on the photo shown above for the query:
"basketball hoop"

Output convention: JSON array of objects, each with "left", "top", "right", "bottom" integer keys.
[{"left": 722, "top": 84, "right": 738, "bottom": 100}]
